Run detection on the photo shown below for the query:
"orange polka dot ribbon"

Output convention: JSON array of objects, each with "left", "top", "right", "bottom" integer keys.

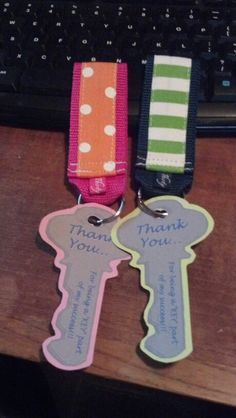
[{"left": 68, "top": 62, "right": 128, "bottom": 205}]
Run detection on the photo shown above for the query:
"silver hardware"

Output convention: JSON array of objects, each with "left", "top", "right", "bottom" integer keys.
[
  {"left": 137, "top": 188, "right": 168, "bottom": 218},
  {"left": 78, "top": 194, "right": 125, "bottom": 226}
]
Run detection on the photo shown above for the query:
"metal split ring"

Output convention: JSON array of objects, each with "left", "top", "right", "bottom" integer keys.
[
  {"left": 137, "top": 188, "right": 168, "bottom": 219},
  {"left": 78, "top": 194, "right": 125, "bottom": 226}
]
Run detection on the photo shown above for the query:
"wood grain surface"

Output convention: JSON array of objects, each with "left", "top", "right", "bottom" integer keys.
[{"left": 0, "top": 126, "right": 236, "bottom": 406}]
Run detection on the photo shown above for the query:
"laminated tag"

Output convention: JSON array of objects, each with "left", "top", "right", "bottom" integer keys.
[
  {"left": 112, "top": 196, "right": 214, "bottom": 363},
  {"left": 39, "top": 204, "right": 129, "bottom": 370}
]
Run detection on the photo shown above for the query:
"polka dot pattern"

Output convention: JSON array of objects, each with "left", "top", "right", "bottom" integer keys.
[
  {"left": 79, "top": 142, "right": 91, "bottom": 153},
  {"left": 103, "top": 161, "right": 116, "bottom": 172},
  {"left": 77, "top": 62, "right": 118, "bottom": 177},
  {"left": 104, "top": 125, "right": 116, "bottom": 136},
  {"left": 105, "top": 87, "right": 116, "bottom": 98},
  {"left": 82, "top": 67, "right": 94, "bottom": 78},
  {"left": 80, "top": 104, "right": 92, "bottom": 115}
]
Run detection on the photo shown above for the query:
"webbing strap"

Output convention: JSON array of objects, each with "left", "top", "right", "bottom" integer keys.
[
  {"left": 136, "top": 55, "right": 200, "bottom": 198},
  {"left": 68, "top": 62, "right": 128, "bottom": 205}
]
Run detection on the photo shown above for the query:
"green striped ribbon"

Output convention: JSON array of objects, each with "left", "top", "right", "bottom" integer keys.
[{"left": 146, "top": 55, "right": 192, "bottom": 174}]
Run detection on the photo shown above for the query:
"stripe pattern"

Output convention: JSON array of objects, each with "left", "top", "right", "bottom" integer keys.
[{"left": 146, "top": 55, "right": 192, "bottom": 174}]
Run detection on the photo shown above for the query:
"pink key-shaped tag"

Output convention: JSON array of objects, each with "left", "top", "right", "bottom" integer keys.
[{"left": 39, "top": 204, "right": 129, "bottom": 370}]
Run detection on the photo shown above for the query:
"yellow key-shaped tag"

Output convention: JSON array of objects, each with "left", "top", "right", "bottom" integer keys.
[{"left": 112, "top": 195, "right": 214, "bottom": 363}]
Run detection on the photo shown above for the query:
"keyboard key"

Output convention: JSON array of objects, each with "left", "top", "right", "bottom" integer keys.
[
  {"left": 40, "top": 2, "right": 64, "bottom": 19},
  {"left": 0, "top": 1, "right": 17, "bottom": 17},
  {"left": 143, "top": 35, "right": 168, "bottom": 55},
  {"left": 64, "top": 3, "right": 80, "bottom": 20},
  {"left": 25, "top": 33, "right": 47, "bottom": 50},
  {"left": 4, "top": 50, "right": 31, "bottom": 68},
  {"left": 52, "top": 50, "right": 74, "bottom": 68},
  {"left": 1, "top": 16, "right": 24, "bottom": 32},
  {"left": 121, "top": 21, "right": 139, "bottom": 34},
  {"left": 24, "top": 17, "right": 46, "bottom": 33},
  {"left": 177, "top": 7, "right": 200, "bottom": 21},
  {"left": 47, "top": 33, "right": 67, "bottom": 49},
  {"left": 167, "top": 23, "right": 186, "bottom": 36},
  {"left": 129, "top": 5, "right": 153, "bottom": 19},
  {"left": 219, "top": 24, "right": 236, "bottom": 38},
  {"left": 158, "top": 6, "right": 176, "bottom": 21},
  {"left": 214, "top": 58, "right": 233, "bottom": 72},
  {"left": 0, "top": 66, "right": 21, "bottom": 91},
  {"left": 2, "top": 27, "right": 21, "bottom": 42},
  {"left": 73, "top": 34, "right": 94, "bottom": 54},
  {"left": 193, "top": 23, "right": 216, "bottom": 36},
  {"left": 169, "top": 37, "right": 193, "bottom": 56},
  {"left": 19, "top": 1, "right": 40, "bottom": 17},
  {"left": 120, "top": 33, "right": 141, "bottom": 48},
  {"left": 46, "top": 19, "right": 68, "bottom": 35},
  {"left": 205, "top": 8, "right": 227, "bottom": 21},
  {"left": 95, "top": 33, "right": 116, "bottom": 50},
  {"left": 212, "top": 72, "right": 236, "bottom": 101},
  {"left": 31, "top": 52, "right": 52, "bottom": 68},
  {"left": 104, "top": 4, "right": 128, "bottom": 20},
  {"left": 195, "top": 36, "right": 218, "bottom": 59},
  {"left": 223, "top": 40, "right": 236, "bottom": 54}
]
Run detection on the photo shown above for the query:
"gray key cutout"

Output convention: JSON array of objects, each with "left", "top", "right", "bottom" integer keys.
[
  {"left": 41, "top": 205, "right": 128, "bottom": 370},
  {"left": 115, "top": 197, "right": 213, "bottom": 362}
]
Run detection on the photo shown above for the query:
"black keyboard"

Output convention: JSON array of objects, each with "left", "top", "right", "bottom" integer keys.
[{"left": 1, "top": 0, "right": 236, "bottom": 134}]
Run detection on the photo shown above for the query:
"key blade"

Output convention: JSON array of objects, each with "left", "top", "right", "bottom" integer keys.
[
  {"left": 42, "top": 262, "right": 118, "bottom": 370},
  {"left": 140, "top": 258, "right": 192, "bottom": 362}
]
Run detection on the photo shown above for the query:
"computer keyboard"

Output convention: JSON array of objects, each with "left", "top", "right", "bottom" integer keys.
[{"left": 1, "top": 0, "right": 236, "bottom": 134}]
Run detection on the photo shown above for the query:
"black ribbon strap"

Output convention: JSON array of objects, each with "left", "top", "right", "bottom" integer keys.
[{"left": 135, "top": 55, "right": 200, "bottom": 198}]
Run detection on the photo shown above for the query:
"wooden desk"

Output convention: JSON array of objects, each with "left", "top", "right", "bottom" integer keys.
[{"left": 0, "top": 126, "right": 236, "bottom": 407}]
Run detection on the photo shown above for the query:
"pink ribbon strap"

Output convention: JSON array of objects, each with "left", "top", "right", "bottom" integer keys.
[{"left": 68, "top": 62, "right": 128, "bottom": 205}]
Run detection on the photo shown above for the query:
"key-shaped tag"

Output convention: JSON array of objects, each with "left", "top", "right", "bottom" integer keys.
[
  {"left": 39, "top": 204, "right": 130, "bottom": 370},
  {"left": 112, "top": 195, "right": 214, "bottom": 363}
]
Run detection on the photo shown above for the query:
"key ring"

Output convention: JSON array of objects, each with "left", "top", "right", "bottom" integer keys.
[
  {"left": 137, "top": 188, "right": 168, "bottom": 218},
  {"left": 78, "top": 195, "right": 125, "bottom": 226}
]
